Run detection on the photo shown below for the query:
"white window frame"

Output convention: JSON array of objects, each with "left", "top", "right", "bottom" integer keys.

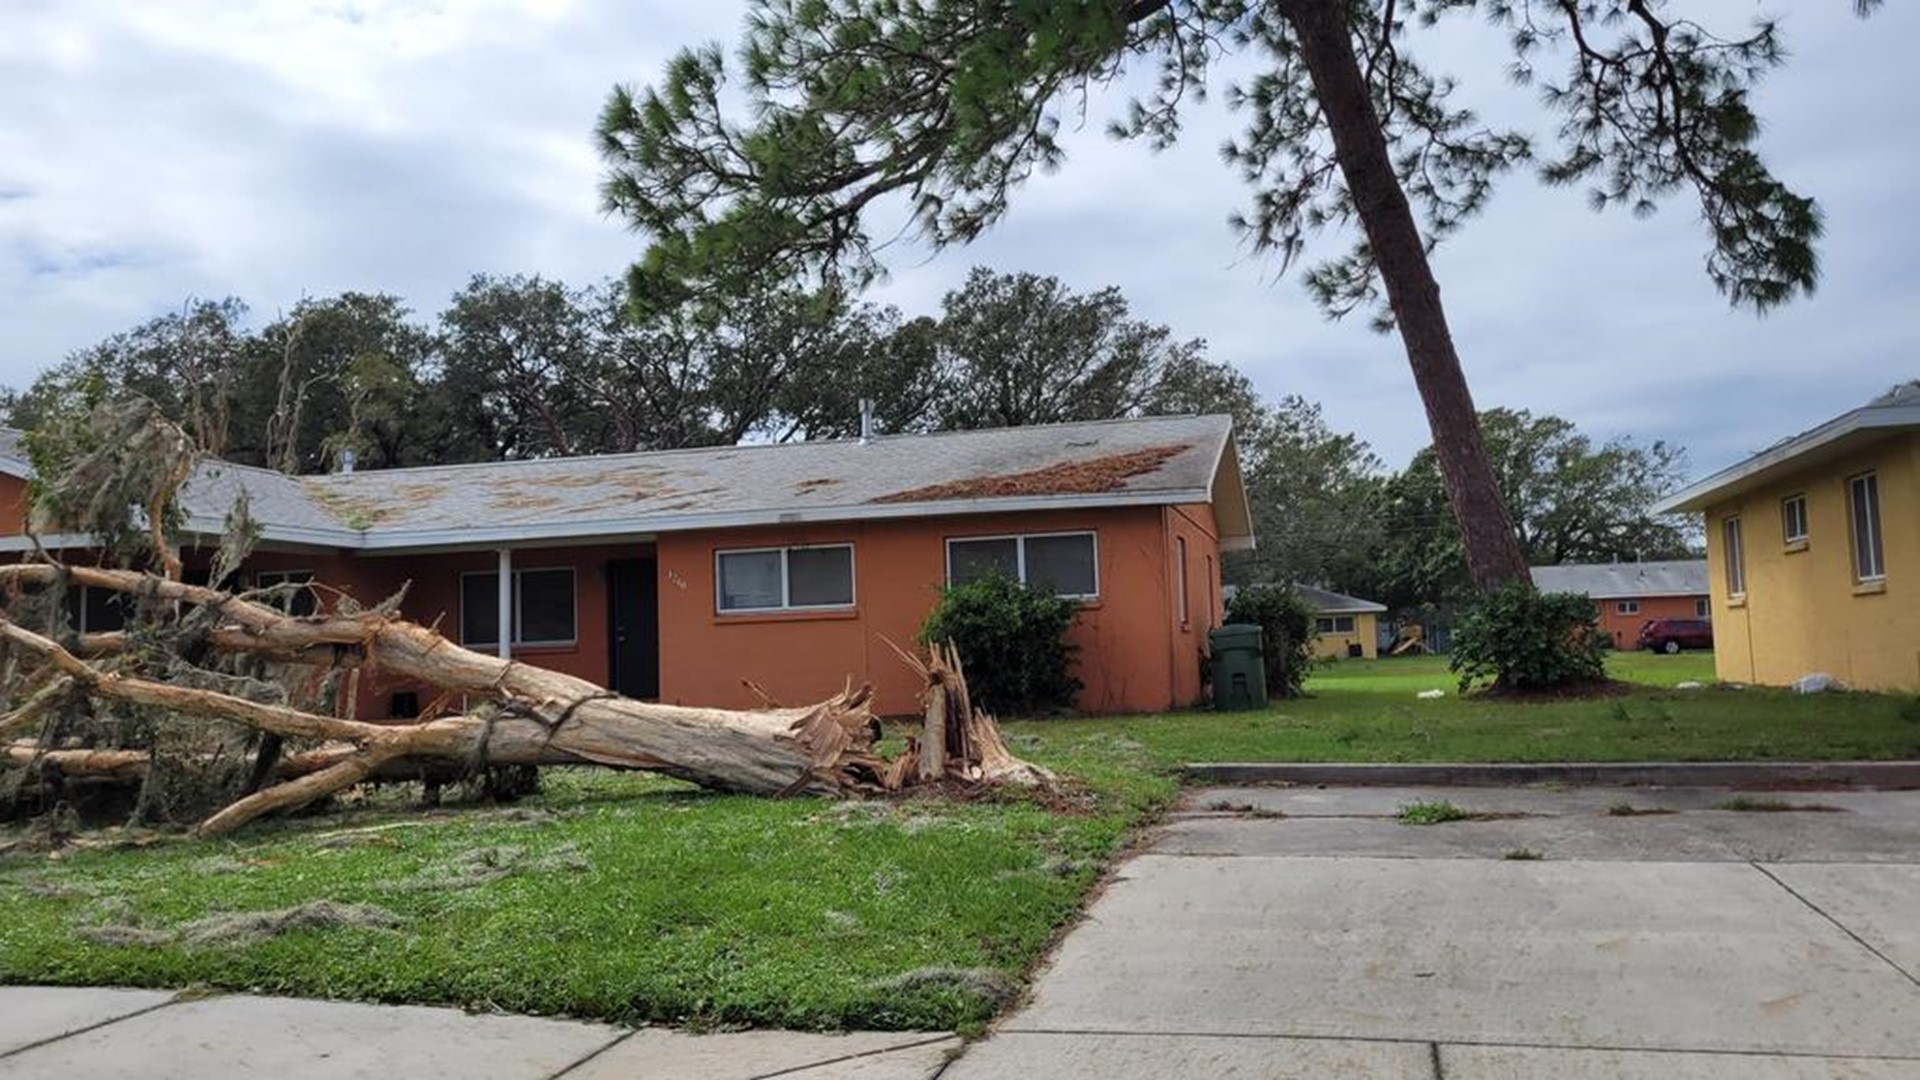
[
  {"left": 460, "top": 567, "right": 579, "bottom": 647},
  {"left": 1315, "top": 615, "right": 1356, "bottom": 635},
  {"left": 1849, "top": 471, "right": 1885, "bottom": 582},
  {"left": 714, "top": 544, "right": 857, "bottom": 614},
  {"left": 1781, "top": 494, "right": 1808, "bottom": 546},
  {"left": 1175, "top": 536, "right": 1190, "bottom": 628},
  {"left": 944, "top": 531, "right": 1101, "bottom": 600},
  {"left": 1695, "top": 598, "right": 1710, "bottom": 618},
  {"left": 73, "top": 586, "right": 125, "bottom": 634},
  {"left": 1616, "top": 600, "right": 1641, "bottom": 616},
  {"left": 1723, "top": 516, "right": 1746, "bottom": 598},
  {"left": 256, "top": 569, "right": 318, "bottom": 615}
]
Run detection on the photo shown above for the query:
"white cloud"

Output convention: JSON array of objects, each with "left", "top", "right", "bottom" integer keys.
[{"left": 0, "top": 0, "right": 1913, "bottom": 481}]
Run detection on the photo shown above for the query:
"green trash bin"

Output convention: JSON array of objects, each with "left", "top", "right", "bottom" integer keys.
[{"left": 1209, "top": 624, "right": 1268, "bottom": 711}]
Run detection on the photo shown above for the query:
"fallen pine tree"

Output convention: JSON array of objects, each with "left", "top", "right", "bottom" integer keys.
[{"left": 0, "top": 563, "right": 1054, "bottom": 837}]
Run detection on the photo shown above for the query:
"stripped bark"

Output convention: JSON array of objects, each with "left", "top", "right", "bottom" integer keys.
[{"left": 0, "top": 564, "right": 1053, "bottom": 835}]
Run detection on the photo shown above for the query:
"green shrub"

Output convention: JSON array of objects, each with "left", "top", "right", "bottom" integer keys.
[
  {"left": 919, "top": 573, "right": 1081, "bottom": 716},
  {"left": 1224, "top": 584, "right": 1317, "bottom": 700},
  {"left": 1449, "top": 580, "right": 1608, "bottom": 693}
]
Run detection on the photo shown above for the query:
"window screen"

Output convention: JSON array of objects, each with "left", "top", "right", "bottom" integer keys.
[
  {"left": 787, "top": 547, "right": 854, "bottom": 607},
  {"left": 1723, "top": 517, "right": 1746, "bottom": 596},
  {"left": 947, "top": 538, "right": 1019, "bottom": 586},
  {"left": 1025, "top": 534, "right": 1097, "bottom": 597},
  {"left": 257, "top": 570, "right": 318, "bottom": 617},
  {"left": 462, "top": 569, "right": 575, "bottom": 645},
  {"left": 1850, "top": 473, "right": 1885, "bottom": 581},
  {"left": 717, "top": 547, "right": 855, "bottom": 611},
  {"left": 79, "top": 587, "right": 127, "bottom": 634},
  {"left": 948, "top": 533, "right": 1098, "bottom": 598},
  {"left": 1314, "top": 615, "right": 1355, "bottom": 635},
  {"left": 517, "top": 569, "right": 576, "bottom": 644},
  {"left": 1781, "top": 495, "right": 1808, "bottom": 545}
]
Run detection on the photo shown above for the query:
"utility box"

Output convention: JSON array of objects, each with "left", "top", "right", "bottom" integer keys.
[{"left": 1209, "top": 624, "right": 1268, "bottom": 711}]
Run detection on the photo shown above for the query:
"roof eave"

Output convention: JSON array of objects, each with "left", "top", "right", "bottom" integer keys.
[
  {"left": 346, "top": 487, "right": 1220, "bottom": 553},
  {"left": 1652, "top": 405, "right": 1920, "bottom": 514}
]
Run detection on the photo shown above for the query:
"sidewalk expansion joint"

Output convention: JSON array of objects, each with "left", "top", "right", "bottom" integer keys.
[
  {"left": 1751, "top": 861, "right": 1920, "bottom": 989},
  {"left": 545, "top": 1029, "right": 637, "bottom": 1080},
  {"left": 991, "top": 1026, "right": 1920, "bottom": 1062},
  {"left": 753, "top": 1034, "right": 961, "bottom": 1080},
  {"left": 0, "top": 993, "right": 186, "bottom": 1063}
]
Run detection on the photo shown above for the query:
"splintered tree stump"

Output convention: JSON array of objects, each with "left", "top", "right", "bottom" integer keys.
[{"left": 0, "top": 564, "right": 1054, "bottom": 836}]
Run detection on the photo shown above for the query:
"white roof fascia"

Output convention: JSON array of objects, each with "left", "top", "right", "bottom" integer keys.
[
  {"left": 1206, "top": 436, "right": 1257, "bottom": 551},
  {"left": 1652, "top": 405, "right": 1920, "bottom": 514},
  {"left": 0, "top": 455, "right": 34, "bottom": 479},
  {"left": 348, "top": 487, "right": 1217, "bottom": 553},
  {"left": 0, "top": 532, "right": 97, "bottom": 552},
  {"left": 2, "top": 489, "right": 1220, "bottom": 556}
]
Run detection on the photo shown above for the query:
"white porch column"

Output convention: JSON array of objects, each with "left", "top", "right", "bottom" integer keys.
[{"left": 496, "top": 547, "right": 513, "bottom": 660}]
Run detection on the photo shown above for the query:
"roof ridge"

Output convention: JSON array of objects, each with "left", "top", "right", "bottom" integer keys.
[{"left": 296, "top": 413, "right": 1228, "bottom": 483}]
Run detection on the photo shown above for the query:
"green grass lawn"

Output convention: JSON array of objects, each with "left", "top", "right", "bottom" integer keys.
[
  {"left": 0, "top": 751, "right": 1174, "bottom": 1033},
  {"left": 1002, "top": 651, "right": 1920, "bottom": 766},
  {"left": 3, "top": 648, "right": 1915, "bottom": 1032}
]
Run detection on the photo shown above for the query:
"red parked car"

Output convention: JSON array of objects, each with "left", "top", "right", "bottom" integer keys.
[{"left": 1636, "top": 617, "right": 1713, "bottom": 653}]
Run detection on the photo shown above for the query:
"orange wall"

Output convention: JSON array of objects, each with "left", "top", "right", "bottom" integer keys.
[
  {"left": 0, "top": 475, "right": 28, "bottom": 534},
  {"left": 1593, "top": 593, "right": 1707, "bottom": 649},
  {"left": 656, "top": 505, "right": 1206, "bottom": 716},
  {"left": 1166, "top": 503, "right": 1224, "bottom": 709},
  {"left": 16, "top": 499, "right": 1225, "bottom": 718}
]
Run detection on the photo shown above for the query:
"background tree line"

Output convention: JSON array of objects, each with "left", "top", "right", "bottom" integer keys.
[{"left": 2, "top": 267, "right": 1692, "bottom": 610}]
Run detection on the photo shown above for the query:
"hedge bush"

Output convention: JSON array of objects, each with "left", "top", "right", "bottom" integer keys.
[
  {"left": 919, "top": 573, "right": 1081, "bottom": 716},
  {"left": 1224, "top": 584, "right": 1318, "bottom": 700},
  {"left": 1449, "top": 580, "right": 1608, "bottom": 693}
]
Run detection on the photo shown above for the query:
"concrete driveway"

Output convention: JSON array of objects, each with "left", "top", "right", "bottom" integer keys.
[{"left": 947, "top": 786, "right": 1920, "bottom": 1079}]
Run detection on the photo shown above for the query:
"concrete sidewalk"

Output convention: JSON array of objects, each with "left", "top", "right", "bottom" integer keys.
[
  {"left": 0, "top": 987, "right": 960, "bottom": 1080},
  {"left": 947, "top": 786, "right": 1920, "bottom": 1079},
  {"left": 12, "top": 786, "right": 1920, "bottom": 1078}
]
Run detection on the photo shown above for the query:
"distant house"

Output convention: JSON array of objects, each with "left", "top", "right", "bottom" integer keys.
[
  {"left": 1293, "top": 584, "right": 1388, "bottom": 660},
  {"left": 0, "top": 414, "right": 1255, "bottom": 716},
  {"left": 1530, "top": 561, "right": 1709, "bottom": 650},
  {"left": 1652, "top": 383, "right": 1913, "bottom": 691}
]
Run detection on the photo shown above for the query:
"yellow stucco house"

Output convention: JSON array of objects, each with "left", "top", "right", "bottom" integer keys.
[
  {"left": 1652, "top": 383, "right": 1914, "bottom": 691},
  {"left": 1294, "top": 584, "right": 1387, "bottom": 660}
]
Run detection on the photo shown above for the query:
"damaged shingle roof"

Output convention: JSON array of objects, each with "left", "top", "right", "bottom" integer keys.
[{"left": 3, "top": 414, "right": 1248, "bottom": 553}]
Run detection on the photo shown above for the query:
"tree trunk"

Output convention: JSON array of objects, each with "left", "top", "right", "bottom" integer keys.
[
  {"left": 0, "top": 565, "right": 1052, "bottom": 836},
  {"left": 1279, "top": 0, "right": 1532, "bottom": 591}
]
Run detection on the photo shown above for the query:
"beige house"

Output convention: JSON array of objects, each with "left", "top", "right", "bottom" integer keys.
[
  {"left": 1295, "top": 584, "right": 1387, "bottom": 660},
  {"left": 1652, "top": 383, "right": 1913, "bottom": 691}
]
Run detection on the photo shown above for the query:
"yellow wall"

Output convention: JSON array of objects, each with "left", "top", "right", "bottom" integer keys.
[
  {"left": 1313, "top": 612, "right": 1379, "bottom": 660},
  {"left": 1703, "top": 430, "right": 1917, "bottom": 691}
]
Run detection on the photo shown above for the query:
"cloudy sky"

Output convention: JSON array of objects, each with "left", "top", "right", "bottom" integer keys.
[{"left": 1, "top": 1, "right": 1911, "bottom": 476}]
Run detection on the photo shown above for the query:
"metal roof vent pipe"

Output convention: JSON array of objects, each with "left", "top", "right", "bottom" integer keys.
[
  {"left": 858, "top": 398, "right": 875, "bottom": 445},
  {"left": 338, "top": 448, "right": 356, "bottom": 474}
]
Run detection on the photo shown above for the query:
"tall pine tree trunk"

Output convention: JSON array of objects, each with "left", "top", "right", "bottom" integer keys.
[{"left": 1280, "top": 0, "right": 1531, "bottom": 591}]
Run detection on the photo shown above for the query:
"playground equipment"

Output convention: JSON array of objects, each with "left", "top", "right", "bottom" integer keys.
[{"left": 1389, "top": 623, "right": 1430, "bottom": 656}]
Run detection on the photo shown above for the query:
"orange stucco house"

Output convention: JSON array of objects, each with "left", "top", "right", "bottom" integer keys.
[
  {"left": 1530, "top": 560, "right": 1710, "bottom": 649},
  {"left": 0, "top": 415, "right": 1254, "bottom": 717}
]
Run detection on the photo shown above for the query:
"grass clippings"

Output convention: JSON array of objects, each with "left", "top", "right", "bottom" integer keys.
[
  {"left": 1715, "top": 796, "right": 1847, "bottom": 814},
  {"left": 873, "top": 966, "right": 1020, "bottom": 1012},
  {"left": 181, "top": 901, "right": 403, "bottom": 948},
  {"left": 80, "top": 900, "right": 403, "bottom": 950},
  {"left": 377, "top": 842, "right": 589, "bottom": 893}
]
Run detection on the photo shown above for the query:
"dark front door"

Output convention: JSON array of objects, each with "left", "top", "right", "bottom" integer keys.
[{"left": 607, "top": 558, "right": 660, "bottom": 699}]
